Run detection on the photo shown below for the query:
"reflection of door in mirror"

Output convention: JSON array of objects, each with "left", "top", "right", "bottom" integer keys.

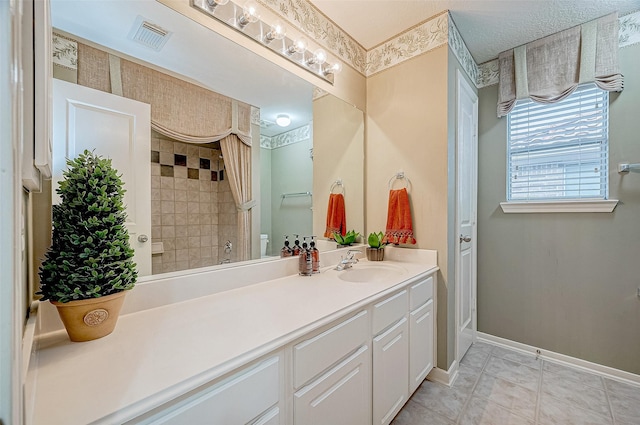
[{"left": 260, "top": 123, "right": 313, "bottom": 257}]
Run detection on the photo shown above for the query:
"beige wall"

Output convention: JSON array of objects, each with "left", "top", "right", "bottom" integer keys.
[
  {"left": 313, "top": 95, "right": 365, "bottom": 240},
  {"left": 366, "top": 46, "right": 451, "bottom": 369},
  {"left": 477, "top": 43, "right": 640, "bottom": 374}
]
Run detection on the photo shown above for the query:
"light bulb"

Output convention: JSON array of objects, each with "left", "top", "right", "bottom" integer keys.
[
  {"left": 205, "top": 0, "right": 229, "bottom": 11},
  {"left": 238, "top": 1, "right": 260, "bottom": 27},
  {"left": 307, "top": 48, "right": 327, "bottom": 65},
  {"left": 265, "top": 20, "right": 286, "bottom": 43},
  {"left": 324, "top": 61, "right": 343, "bottom": 75},
  {"left": 275, "top": 114, "right": 291, "bottom": 127},
  {"left": 287, "top": 37, "right": 307, "bottom": 55}
]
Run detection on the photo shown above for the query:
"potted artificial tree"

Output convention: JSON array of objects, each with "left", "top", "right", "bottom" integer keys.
[
  {"left": 38, "top": 150, "right": 137, "bottom": 342},
  {"left": 366, "top": 231, "right": 387, "bottom": 261}
]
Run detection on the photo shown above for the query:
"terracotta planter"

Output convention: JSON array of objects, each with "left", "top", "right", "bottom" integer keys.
[
  {"left": 366, "top": 247, "right": 384, "bottom": 261},
  {"left": 51, "top": 291, "right": 127, "bottom": 342}
]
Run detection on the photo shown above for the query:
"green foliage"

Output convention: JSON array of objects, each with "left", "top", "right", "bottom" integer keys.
[
  {"left": 333, "top": 230, "right": 359, "bottom": 245},
  {"left": 367, "top": 232, "right": 386, "bottom": 248},
  {"left": 38, "top": 150, "right": 137, "bottom": 303}
]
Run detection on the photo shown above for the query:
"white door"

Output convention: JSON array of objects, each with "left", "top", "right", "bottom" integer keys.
[
  {"left": 52, "top": 79, "right": 152, "bottom": 276},
  {"left": 455, "top": 70, "right": 478, "bottom": 364}
]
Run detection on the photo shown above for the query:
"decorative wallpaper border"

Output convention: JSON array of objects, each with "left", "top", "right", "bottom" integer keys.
[
  {"left": 477, "top": 10, "right": 640, "bottom": 88},
  {"left": 619, "top": 10, "right": 640, "bottom": 48},
  {"left": 448, "top": 15, "right": 478, "bottom": 85},
  {"left": 260, "top": 123, "right": 311, "bottom": 149},
  {"left": 52, "top": 33, "right": 78, "bottom": 70},
  {"left": 365, "top": 12, "right": 449, "bottom": 77}
]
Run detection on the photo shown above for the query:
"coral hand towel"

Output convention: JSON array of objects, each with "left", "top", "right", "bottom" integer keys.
[
  {"left": 324, "top": 193, "right": 346, "bottom": 238},
  {"left": 383, "top": 188, "right": 417, "bottom": 245}
]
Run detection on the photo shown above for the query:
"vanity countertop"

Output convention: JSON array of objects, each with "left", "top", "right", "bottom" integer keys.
[{"left": 27, "top": 250, "right": 437, "bottom": 425}]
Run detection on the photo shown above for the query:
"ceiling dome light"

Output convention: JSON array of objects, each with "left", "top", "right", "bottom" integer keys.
[{"left": 275, "top": 114, "right": 291, "bottom": 127}]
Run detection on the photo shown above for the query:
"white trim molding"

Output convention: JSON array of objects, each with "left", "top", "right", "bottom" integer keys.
[
  {"left": 478, "top": 332, "right": 640, "bottom": 386},
  {"left": 500, "top": 199, "right": 618, "bottom": 213},
  {"left": 427, "top": 360, "right": 459, "bottom": 387}
]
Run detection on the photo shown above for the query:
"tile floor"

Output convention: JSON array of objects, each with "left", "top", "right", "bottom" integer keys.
[{"left": 392, "top": 341, "right": 640, "bottom": 425}]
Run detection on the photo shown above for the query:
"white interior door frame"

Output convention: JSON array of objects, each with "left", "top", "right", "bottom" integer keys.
[{"left": 455, "top": 70, "right": 478, "bottom": 364}]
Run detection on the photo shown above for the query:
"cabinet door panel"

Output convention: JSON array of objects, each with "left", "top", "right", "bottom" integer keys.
[
  {"left": 409, "top": 300, "right": 434, "bottom": 394},
  {"left": 373, "top": 317, "right": 409, "bottom": 425},
  {"left": 294, "top": 345, "right": 370, "bottom": 425},
  {"left": 250, "top": 406, "right": 280, "bottom": 425}
]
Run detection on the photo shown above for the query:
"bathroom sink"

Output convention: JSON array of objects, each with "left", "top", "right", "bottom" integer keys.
[{"left": 337, "top": 263, "right": 407, "bottom": 283}]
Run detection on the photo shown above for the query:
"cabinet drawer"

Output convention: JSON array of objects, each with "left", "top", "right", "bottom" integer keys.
[
  {"left": 147, "top": 356, "right": 280, "bottom": 425},
  {"left": 294, "top": 345, "right": 371, "bottom": 425},
  {"left": 250, "top": 406, "right": 280, "bottom": 425},
  {"left": 409, "top": 275, "right": 433, "bottom": 311},
  {"left": 294, "top": 310, "right": 368, "bottom": 388},
  {"left": 372, "top": 290, "right": 408, "bottom": 335}
]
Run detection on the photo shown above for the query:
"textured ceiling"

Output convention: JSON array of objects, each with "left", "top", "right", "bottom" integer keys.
[{"left": 310, "top": 0, "right": 640, "bottom": 63}]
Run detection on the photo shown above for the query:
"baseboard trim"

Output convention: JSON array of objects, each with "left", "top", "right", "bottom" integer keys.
[
  {"left": 478, "top": 332, "right": 640, "bottom": 386},
  {"left": 427, "top": 360, "right": 459, "bottom": 386}
]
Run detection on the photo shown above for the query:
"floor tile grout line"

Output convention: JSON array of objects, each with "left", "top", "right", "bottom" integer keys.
[
  {"left": 602, "top": 375, "right": 618, "bottom": 425},
  {"left": 535, "top": 359, "right": 544, "bottom": 424},
  {"left": 454, "top": 345, "right": 494, "bottom": 424}
]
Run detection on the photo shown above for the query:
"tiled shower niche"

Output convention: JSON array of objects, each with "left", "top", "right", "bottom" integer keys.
[{"left": 150, "top": 131, "right": 238, "bottom": 274}]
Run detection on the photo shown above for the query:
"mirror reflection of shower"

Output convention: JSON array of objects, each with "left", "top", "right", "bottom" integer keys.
[{"left": 151, "top": 131, "right": 237, "bottom": 274}]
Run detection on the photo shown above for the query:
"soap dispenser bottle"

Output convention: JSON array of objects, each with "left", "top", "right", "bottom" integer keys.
[
  {"left": 280, "top": 235, "right": 293, "bottom": 258},
  {"left": 299, "top": 237, "right": 312, "bottom": 276},
  {"left": 310, "top": 236, "right": 320, "bottom": 274},
  {"left": 292, "top": 234, "right": 302, "bottom": 257}
]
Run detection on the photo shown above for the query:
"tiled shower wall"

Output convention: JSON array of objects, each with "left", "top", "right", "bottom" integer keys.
[{"left": 150, "top": 131, "right": 237, "bottom": 274}]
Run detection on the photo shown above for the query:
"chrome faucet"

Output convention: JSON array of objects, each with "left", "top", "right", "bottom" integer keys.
[{"left": 335, "top": 249, "right": 361, "bottom": 271}]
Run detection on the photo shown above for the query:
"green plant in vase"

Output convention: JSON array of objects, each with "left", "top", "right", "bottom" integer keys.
[
  {"left": 366, "top": 231, "right": 387, "bottom": 261},
  {"left": 38, "top": 150, "right": 137, "bottom": 341}
]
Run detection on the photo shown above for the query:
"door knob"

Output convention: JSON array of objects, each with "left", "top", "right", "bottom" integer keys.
[
  {"left": 138, "top": 234, "right": 149, "bottom": 243},
  {"left": 459, "top": 235, "right": 471, "bottom": 243}
]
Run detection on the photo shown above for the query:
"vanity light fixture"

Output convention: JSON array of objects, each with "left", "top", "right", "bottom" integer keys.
[
  {"left": 192, "top": 0, "right": 337, "bottom": 84},
  {"left": 205, "top": 0, "right": 229, "bottom": 12},
  {"left": 237, "top": 0, "right": 260, "bottom": 28},
  {"left": 323, "top": 61, "right": 343, "bottom": 75},
  {"left": 264, "top": 20, "right": 286, "bottom": 43},
  {"left": 306, "top": 48, "right": 327, "bottom": 66},
  {"left": 286, "top": 37, "right": 307, "bottom": 55},
  {"left": 275, "top": 114, "right": 291, "bottom": 127}
]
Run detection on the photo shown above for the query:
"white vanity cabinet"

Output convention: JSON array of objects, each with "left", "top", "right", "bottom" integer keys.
[
  {"left": 371, "top": 273, "right": 437, "bottom": 425},
  {"left": 130, "top": 355, "right": 283, "bottom": 425},
  {"left": 293, "top": 310, "right": 371, "bottom": 425},
  {"left": 372, "top": 290, "right": 410, "bottom": 425},
  {"left": 408, "top": 275, "right": 435, "bottom": 394}
]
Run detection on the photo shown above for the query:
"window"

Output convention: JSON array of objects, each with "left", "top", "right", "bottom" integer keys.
[{"left": 507, "top": 84, "right": 609, "bottom": 202}]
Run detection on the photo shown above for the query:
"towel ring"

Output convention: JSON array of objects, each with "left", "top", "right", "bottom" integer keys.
[
  {"left": 388, "top": 172, "right": 411, "bottom": 191},
  {"left": 330, "top": 179, "right": 345, "bottom": 194}
]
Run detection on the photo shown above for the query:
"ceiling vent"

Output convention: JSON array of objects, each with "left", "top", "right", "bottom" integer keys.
[{"left": 129, "top": 16, "right": 172, "bottom": 51}]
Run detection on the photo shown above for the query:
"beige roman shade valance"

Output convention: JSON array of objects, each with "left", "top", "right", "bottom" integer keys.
[
  {"left": 497, "top": 12, "right": 623, "bottom": 117},
  {"left": 77, "top": 43, "right": 252, "bottom": 146}
]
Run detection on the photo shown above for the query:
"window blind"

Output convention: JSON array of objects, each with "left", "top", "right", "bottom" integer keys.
[{"left": 507, "top": 84, "right": 609, "bottom": 201}]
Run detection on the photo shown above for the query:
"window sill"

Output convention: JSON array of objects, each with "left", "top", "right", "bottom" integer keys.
[{"left": 500, "top": 199, "right": 619, "bottom": 213}]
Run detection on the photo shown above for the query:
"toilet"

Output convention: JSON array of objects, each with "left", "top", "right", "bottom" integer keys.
[{"left": 260, "top": 234, "right": 269, "bottom": 258}]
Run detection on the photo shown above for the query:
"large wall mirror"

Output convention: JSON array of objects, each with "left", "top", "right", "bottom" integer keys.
[{"left": 47, "top": 0, "right": 364, "bottom": 282}]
